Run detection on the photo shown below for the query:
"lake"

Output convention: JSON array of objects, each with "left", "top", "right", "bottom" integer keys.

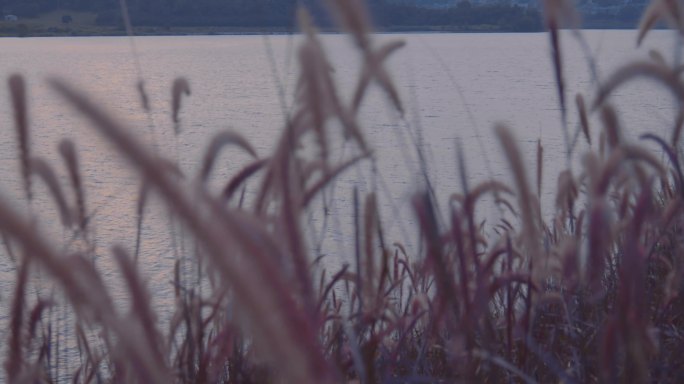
[{"left": 0, "top": 30, "right": 677, "bottom": 375}]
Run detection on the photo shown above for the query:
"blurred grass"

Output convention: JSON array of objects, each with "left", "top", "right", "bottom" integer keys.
[{"left": 1, "top": 0, "right": 684, "bottom": 383}]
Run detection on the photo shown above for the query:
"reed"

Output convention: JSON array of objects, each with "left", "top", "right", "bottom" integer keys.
[{"left": 1, "top": 1, "right": 684, "bottom": 383}]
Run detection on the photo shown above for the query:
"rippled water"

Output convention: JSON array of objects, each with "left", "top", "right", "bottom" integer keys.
[{"left": 0, "top": 30, "right": 678, "bottom": 375}]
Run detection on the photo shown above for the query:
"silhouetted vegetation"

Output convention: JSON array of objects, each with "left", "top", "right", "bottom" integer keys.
[
  {"left": 0, "top": 0, "right": 651, "bottom": 33},
  {"left": 3, "top": 0, "right": 540, "bottom": 32}
]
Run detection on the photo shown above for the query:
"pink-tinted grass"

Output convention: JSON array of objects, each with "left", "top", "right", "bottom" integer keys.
[{"left": 1, "top": 2, "right": 684, "bottom": 383}]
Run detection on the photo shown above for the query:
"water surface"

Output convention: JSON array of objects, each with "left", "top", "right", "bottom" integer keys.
[{"left": 0, "top": 30, "right": 677, "bottom": 373}]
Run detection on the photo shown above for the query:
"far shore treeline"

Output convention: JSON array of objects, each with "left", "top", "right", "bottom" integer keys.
[{"left": 0, "top": 0, "right": 648, "bottom": 36}]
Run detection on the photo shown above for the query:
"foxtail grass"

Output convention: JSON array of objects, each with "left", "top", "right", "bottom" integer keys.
[{"left": 2, "top": 1, "right": 684, "bottom": 383}]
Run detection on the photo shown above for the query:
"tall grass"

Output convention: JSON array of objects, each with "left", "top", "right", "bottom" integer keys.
[{"left": 2, "top": 0, "right": 684, "bottom": 383}]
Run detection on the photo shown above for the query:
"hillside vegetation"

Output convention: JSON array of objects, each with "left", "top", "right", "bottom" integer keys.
[{"left": 0, "top": 0, "right": 592, "bottom": 34}]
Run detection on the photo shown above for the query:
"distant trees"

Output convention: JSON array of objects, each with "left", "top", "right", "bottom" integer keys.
[
  {"left": 2, "top": 0, "right": 111, "bottom": 16},
  {"left": 90, "top": 0, "right": 300, "bottom": 28},
  {"left": 369, "top": 1, "right": 542, "bottom": 31},
  {"left": 0, "top": 0, "right": 644, "bottom": 31},
  {"left": 94, "top": 9, "right": 120, "bottom": 27},
  {"left": 16, "top": 22, "right": 27, "bottom": 36}
]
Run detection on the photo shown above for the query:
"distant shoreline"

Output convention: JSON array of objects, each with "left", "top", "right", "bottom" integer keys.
[
  {"left": 0, "top": 24, "right": 529, "bottom": 38},
  {"left": 0, "top": 23, "right": 645, "bottom": 38}
]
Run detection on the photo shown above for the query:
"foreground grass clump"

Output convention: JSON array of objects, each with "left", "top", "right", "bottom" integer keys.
[{"left": 2, "top": 1, "right": 684, "bottom": 383}]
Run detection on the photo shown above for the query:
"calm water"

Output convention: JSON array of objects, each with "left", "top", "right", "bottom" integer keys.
[{"left": 0, "top": 30, "right": 678, "bottom": 373}]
